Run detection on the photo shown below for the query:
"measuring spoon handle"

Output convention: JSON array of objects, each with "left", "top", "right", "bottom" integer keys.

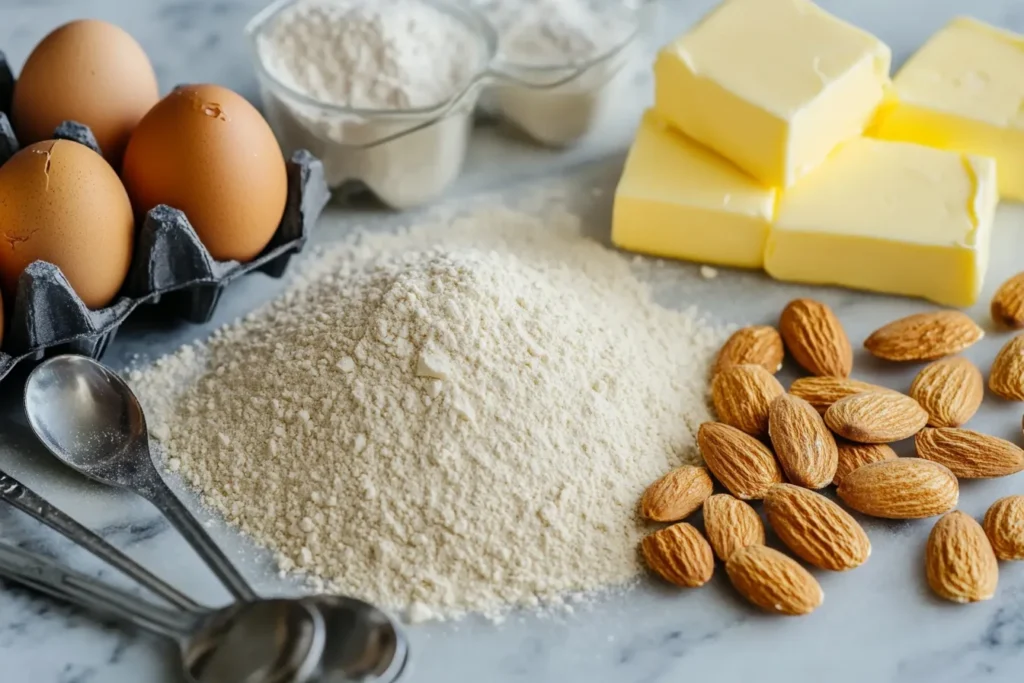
[
  {"left": 0, "top": 542, "right": 196, "bottom": 640},
  {"left": 139, "top": 476, "right": 258, "bottom": 603},
  {"left": 0, "top": 471, "right": 204, "bottom": 613}
]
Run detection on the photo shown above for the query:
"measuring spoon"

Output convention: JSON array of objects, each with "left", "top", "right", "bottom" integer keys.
[
  {"left": 24, "top": 354, "right": 258, "bottom": 603},
  {"left": 0, "top": 541, "right": 324, "bottom": 683}
]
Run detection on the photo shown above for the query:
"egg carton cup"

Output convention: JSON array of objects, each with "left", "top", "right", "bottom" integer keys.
[{"left": 0, "top": 52, "right": 330, "bottom": 382}]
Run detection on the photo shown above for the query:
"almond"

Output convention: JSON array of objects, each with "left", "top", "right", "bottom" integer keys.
[
  {"left": 832, "top": 440, "right": 897, "bottom": 486},
  {"left": 639, "top": 466, "right": 714, "bottom": 522},
  {"left": 991, "top": 271, "right": 1024, "bottom": 329},
  {"left": 764, "top": 484, "right": 870, "bottom": 571},
  {"left": 926, "top": 511, "right": 998, "bottom": 603},
  {"left": 768, "top": 393, "right": 838, "bottom": 488},
  {"left": 697, "top": 422, "right": 784, "bottom": 500},
  {"left": 864, "top": 311, "right": 983, "bottom": 362},
  {"left": 989, "top": 334, "right": 1024, "bottom": 401},
  {"left": 836, "top": 458, "right": 958, "bottom": 519},
  {"left": 711, "top": 364, "right": 784, "bottom": 436},
  {"left": 915, "top": 428, "right": 1024, "bottom": 479},
  {"left": 983, "top": 495, "right": 1024, "bottom": 561},
  {"left": 641, "top": 522, "right": 715, "bottom": 588},
  {"left": 824, "top": 391, "right": 928, "bottom": 444},
  {"left": 909, "top": 357, "right": 983, "bottom": 428},
  {"left": 714, "top": 325, "right": 784, "bottom": 375},
  {"left": 789, "top": 376, "right": 894, "bottom": 415},
  {"left": 725, "top": 545, "right": 823, "bottom": 616},
  {"left": 779, "top": 298, "right": 852, "bottom": 377},
  {"left": 703, "top": 493, "right": 765, "bottom": 562}
]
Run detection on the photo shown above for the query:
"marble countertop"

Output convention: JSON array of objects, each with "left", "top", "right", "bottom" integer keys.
[{"left": 2, "top": 0, "right": 1024, "bottom": 681}]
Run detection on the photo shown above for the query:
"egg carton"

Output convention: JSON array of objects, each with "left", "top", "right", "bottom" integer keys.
[{"left": 0, "top": 50, "right": 330, "bottom": 382}]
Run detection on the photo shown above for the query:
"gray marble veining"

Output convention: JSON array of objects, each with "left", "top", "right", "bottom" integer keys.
[{"left": 1, "top": 0, "right": 1024, "bottom": 681}]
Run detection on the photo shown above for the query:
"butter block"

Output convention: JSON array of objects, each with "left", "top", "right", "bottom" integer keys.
[
  {"left": 873, "top": 18, "right": 1024, "bottom": 201},
  {"left": 765, "top": 138, "right": 998, "bottom": 307},
  {"left": 655, "top": 0, "right": 891, "bottom": 188},
  {"left": 612, "top": 112, "right": 775, "bottom": 268}
]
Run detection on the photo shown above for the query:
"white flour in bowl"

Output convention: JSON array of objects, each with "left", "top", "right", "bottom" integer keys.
[{"left": 130, "top": 197, "right": 725, "bottom": 622}]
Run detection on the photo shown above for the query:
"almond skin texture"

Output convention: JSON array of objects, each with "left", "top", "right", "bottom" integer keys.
[
  {"left": 697, "top": 422, "right": 784, "bottom": 500},
  {"left": 915, "top": 428, "right": 1024, "bottom": 479},
  {"left": 824, "top": 391, "right": 929, "bottom": 444},
  {"left": 926, "top": 511, "right": 998, "bottom": 603},
  {"left": 832, "top": 440, "right": 897, "bottom": 486},
  {"left": 768, "top": 393, "right": 838, "bottom": 489},
  {"left": 764, "top": 484, "right": 870, "bottom": 571},
  {"left": 715, "top": 325, "right": 784, "bottom": 375},
  {"left": 837, "top": 458, "right": 959, "bottom": 519},
  {"left": 983, "top": 495, "right": 1024, "bottom": 561},
  {"left": 711, "top": 364, "right": 784, "bottom": 436},
  {"left": 864, "top": 311, "right": 984, "bottom": 362},
  {"left": 725, "top": 545, "right": 824, "bottom": 616},
  {"left": 703, "top": 494, "right": 765, "bottom": 562},
  {"left": 991, "top": 272, "right": 1024, "bottom": 329},
  {"left": 641, "top": 523, "right": 715, "bottom": 588},
  {"left": 989, "top": 335, "right": 1024, "bottom": 401},
  {"left": 779, "top": 299, "right": 852, "bottom": 377},
  {"left": 789, "top": 376, "right": 894, "bottom": 415},
  {"left": 910, "top": 357, "right": 983, "bottom": 428},
  {"left": 640, "top": 466, "right": 714, "bottom": 522}
]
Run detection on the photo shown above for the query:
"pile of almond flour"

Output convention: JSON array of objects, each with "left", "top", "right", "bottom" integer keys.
[{"left": 130, "top": 198, "right": 726, "bottom": 622}]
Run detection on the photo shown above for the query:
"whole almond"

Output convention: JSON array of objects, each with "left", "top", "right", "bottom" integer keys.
[
  {"left": 832, "top": 440, "right": 897, "bottom": 486},
  {"left": 991, "top": 272, "right": 1024, "bottom": 329},
  {"left": 697, "top": 422, "right": 784, "bottom": 500},
  {"left": 926, "top": 511, "right": 998, "bottom": 603},
  {"left": 768, "top": 393, "right": 838, "bottom": 488},
  {"left": 703, "top": 493, "right": 765, "bottom": 561},
  {"left": 989, "top": 335, "right": 1024, "bottom": 401},
  {"left": 864, "top": 311, "right": 984, "bottom": 362},
  {"left": 910, "top": 357, "right": 983, "bottom": 428},
  {"left": 715, "top": 326, "right": 784, "bottom": 375},
  {"left": 779, "top": 298, "right": 852, "bottom": 377},
  {"left": 641, "top": 523, "right": 715, "bottom": 588},
  {"left": 983, "top": 495, "right": 1024, "bottom": 561},
  {"left": 915, "top": 428, "right": 1024, "bottom": 479},
  {"left": 725, "top": 545, "right": 823, "bottom": 616},
  {"left": 789, "top": 376, "right": 894, "bottom": 415},
  {"left": 824, "top": 391, "right": 928, "bottom": 443},
  {"left": 711, "top": 364, "right": 784, "bottom": 436},
  {"left": 764, "top": 484, "right": 870, "bottom": 571},
  {"left": 640, "top": 466, "right": 714, "bottom": 522},
  {"left": 837, "top": 458, "right": 958, "bottom": 519}
]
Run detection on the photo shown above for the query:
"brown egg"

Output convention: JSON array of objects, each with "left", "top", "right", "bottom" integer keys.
[
  {"left": 12, "top": 20, "right": 159, "bottom": 167},
  {"left": 121, "top": 84, "right": 287, "bottom": 263},
  {"left": 0, "top": 140, "right": 135, "bottom": 309}
]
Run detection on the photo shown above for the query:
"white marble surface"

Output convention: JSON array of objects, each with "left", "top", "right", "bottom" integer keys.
[{"left": 2, "top": 0, "right": 1024, "bottom": 681}]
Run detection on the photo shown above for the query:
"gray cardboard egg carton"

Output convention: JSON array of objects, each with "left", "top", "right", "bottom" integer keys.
[{"left": 0, "top": 50, "right": 330, "bottom": 382}]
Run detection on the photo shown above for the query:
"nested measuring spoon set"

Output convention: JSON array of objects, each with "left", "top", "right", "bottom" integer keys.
[{"left": 0, "top": 355, "right": 407, "bottom": 683}]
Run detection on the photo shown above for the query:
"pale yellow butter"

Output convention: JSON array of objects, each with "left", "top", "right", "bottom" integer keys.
[
  {"left": 612, "top": 111, "right": 775, "bottom": 268},
  {"left": 765, "top": 138, "right": 998, "bottom": 307},
  {"left": 873, "top": 17, "right": 1024, "bottom": 201},
  {"left": 654, "top": 0, "right": 891, "bottom": 188}
]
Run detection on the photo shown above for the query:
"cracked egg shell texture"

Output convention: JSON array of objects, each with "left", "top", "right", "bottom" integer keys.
[
  {"left": 121, "top": 84, "right": 288, "bottom": 263},
  {"left": 12, "top": 20, "right": 159, "bottom": 167},
  {"left": 0, "top": 140, "right": 134, "bottom": 309}
]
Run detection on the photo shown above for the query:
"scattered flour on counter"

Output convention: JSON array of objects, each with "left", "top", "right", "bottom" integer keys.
[
  {"left": 257, "top": 0, "right": 482, "bottom": 109},
  {"left": 130, "top": 198, "right": 725, "bottom": 622}
]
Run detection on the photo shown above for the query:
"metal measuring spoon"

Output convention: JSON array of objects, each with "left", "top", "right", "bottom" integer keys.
[
  {"left": 0, "top": 542, "right": 325, "bottom": 683},
  {"left": 24, "top": 354, "right": 258, "bottom": 603}
]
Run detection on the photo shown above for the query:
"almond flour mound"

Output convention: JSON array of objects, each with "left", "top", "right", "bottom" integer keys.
[{"left": 130, "top": 200, "right": 725, "bottom": 622}]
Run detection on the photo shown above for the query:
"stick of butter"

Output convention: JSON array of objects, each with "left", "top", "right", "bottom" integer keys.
[
  {"left": 654, "top": 0, "right": 891, "bottom": 188},
  {"left": 612, "top": 111, "right": 775, "bottom": 269},
  {"left": 765, "top": 138, "right": 998, "bottom": 307},
  {"left": 873, "top": 17, "right": 1024, "bottom": 201}
]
